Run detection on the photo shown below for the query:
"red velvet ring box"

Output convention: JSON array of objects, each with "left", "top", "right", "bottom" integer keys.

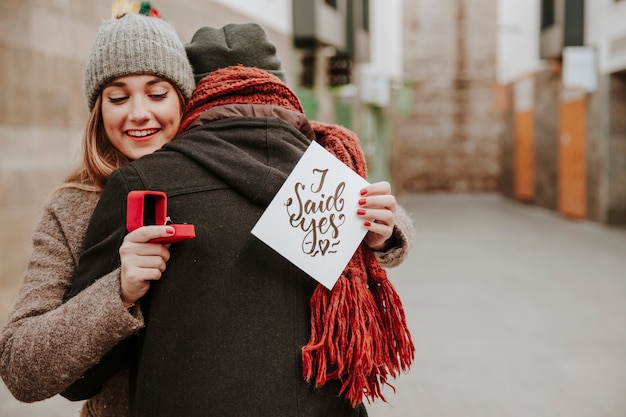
[{"left": 126, "top": 190, "right": 195, "bottom": 243}]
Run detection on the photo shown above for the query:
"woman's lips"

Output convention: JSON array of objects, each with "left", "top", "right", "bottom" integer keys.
[{"left": 125, "top": 128, "right": 160, "bottom": 142}]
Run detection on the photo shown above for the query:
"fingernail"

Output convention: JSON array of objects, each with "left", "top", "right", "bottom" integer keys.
[
  {"left": 166, "top": 227, "right": 175, "bottom": 235},
  {"left": 364, "top": 221, "right": 372, "bottom": 227},
  {"left": 360, "top": 189, "right": 368, "bottom": 196},
  {"left": 357, "top": 209, "right": 366, "bottom": 215},
  {"left": 358, "top": 198, "right": 366, "bottom": 206}
]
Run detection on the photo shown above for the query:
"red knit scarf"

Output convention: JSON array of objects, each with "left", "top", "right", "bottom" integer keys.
[{"left": 180, "top": 65, "right": 414, "bottom": 406}]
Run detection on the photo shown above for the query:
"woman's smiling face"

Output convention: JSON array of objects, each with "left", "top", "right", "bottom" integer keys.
[{"left": 101, "top": 74, "right": 182, "bottom": 161}]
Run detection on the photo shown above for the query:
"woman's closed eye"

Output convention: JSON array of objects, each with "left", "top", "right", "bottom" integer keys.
[
  {"left": 148, "top": 92, "right": 168, "bottom": 100},
  {"left": 108, "top": 95, "right": 129, "bottom": 104}
]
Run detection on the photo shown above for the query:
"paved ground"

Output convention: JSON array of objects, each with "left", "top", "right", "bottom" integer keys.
[{"left": 2, "top": 193, "right": 626, "bottom": 416}]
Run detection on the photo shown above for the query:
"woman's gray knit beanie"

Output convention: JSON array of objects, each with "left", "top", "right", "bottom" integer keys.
[{"left": 83, "top": 13, "right": 195, "bottom": 111}]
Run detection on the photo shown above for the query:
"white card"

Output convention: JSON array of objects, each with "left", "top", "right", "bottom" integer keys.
[{"left": 251, "top": 141, "right": 370, "bottom": 290}]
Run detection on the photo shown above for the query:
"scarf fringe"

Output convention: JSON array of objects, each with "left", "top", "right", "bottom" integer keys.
[{"left": 302, "top": 244, "right": 415, "bottom": 407}]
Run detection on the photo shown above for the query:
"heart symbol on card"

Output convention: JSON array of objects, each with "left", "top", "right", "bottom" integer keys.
[{"left": 318, "top": 239, "right": 330, "bottom": 256}]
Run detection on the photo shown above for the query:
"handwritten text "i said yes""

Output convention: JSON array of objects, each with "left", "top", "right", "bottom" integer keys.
[{"left": 285, "top": 168, "right": 346, "bottom": 257}]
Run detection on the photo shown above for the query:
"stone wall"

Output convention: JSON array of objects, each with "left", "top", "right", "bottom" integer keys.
[
  {"left": 533, "top": 68, "right": 559, "bottom": 210},
  {"left": 586, "top": 73, "right": 608, "bottom": 223},
  {"left": 496, "top": 84, "right": 515, "bottom": 199},
  {"left": 0, "top": 1, "right": 103, "bottom": 317},
  {"left": 607, "top": 72, "right": 626, "bottom": 224},
  {"left": 392, "top": 0, "right": 499, "bottom": 193}
]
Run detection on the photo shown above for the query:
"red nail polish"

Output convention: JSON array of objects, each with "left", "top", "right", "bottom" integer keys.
[
  {"left": 166, "top": 227, "right": 175, "bottom": 235},
  {"left": 360, "top": 189, "right": 368, "bottom": 196},
  {"left": 357, "top": 209, "right": 366, "bottom": 215},
  {"left": 358, "top": 198, "right": 366, "bottom": 206},
  {"left": 364, "top": 221, "right": 372, "bottom": 227}
]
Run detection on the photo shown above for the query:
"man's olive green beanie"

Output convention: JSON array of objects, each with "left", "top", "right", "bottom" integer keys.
[{"left": 185, "top": 23, "right": 286, "bottom": 85}]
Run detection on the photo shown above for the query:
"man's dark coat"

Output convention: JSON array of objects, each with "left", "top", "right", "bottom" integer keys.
[{"left": 69, "top": 104, "right": 368, "bottom": 417}]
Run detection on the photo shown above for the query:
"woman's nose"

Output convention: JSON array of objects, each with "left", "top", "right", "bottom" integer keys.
[{"left": 128, "top": 98, "right": 151, "bottom": 122}]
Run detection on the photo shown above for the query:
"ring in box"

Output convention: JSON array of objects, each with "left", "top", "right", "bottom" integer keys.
[{"left": 126, "top": 190, "right": 195, "bottom": 243}]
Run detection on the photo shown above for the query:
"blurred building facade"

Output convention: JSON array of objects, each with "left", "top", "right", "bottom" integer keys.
[
  {"left": 391, "top": 0, "right": 500, "bottom": 193},
  {"left": 498, "top": 0, "right": 626, "bottom": 226}
]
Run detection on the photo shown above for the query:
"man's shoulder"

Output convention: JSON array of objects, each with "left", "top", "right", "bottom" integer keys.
[{"left": 126, "top": 145, "right": 189, "bottom": 170}]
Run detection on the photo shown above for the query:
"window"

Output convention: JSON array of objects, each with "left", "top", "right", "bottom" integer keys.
[
  {"left": 541, "top": 0, "right": 555, "bottom": 30},
  {"left": 328, "top": 53, "right": 352, "bottom": 86},
  {"left": 362, "top": 0, "right": 369, "bottom": 31}
]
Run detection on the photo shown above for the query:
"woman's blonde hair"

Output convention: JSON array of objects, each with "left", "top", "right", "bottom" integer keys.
[{"left": 62, "top": 87, "right": 186, "bottom": 193}]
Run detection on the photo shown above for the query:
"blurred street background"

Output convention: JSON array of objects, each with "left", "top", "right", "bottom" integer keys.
[{"left": 3, "top": 0, "right": 626, "bottom": 416}]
